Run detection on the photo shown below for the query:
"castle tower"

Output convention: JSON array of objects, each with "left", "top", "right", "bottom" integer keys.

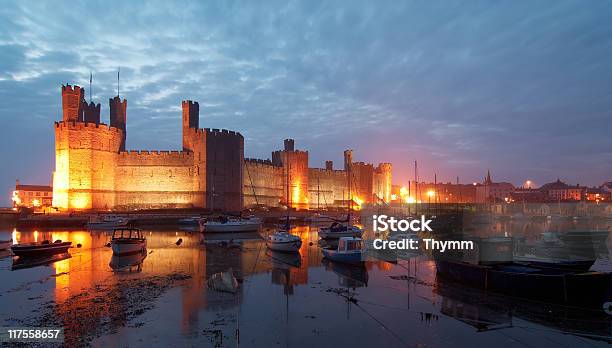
[
  {"left": 182, "top": 100, "right": 200, "bottom": 151},
  {"left": 375, "top": 163, "right": 393, "bottom": 203},
  {"left": 283, "top": 139, "right": 295, "bottom": 152},
  {"left": 61, "top": 85, "right": 84, "bottom": 122},
  {"left": 272, "top": 139, "right": 309, "bottom": 209},
  {"left": 325, "top": 160, "right": 333, "bottom": 170},
  {"left": 109, "top": 96, "right": 127, "bottom": 151},
  {"left": 82, "top": 101, "right": 101, "bottom": 124},
  {"left": 343, "top": 149, "right": 353, "bottom": 171}
]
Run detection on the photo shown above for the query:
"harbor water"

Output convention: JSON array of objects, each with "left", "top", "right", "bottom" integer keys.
[{"left": 0, "top": 218, "right": 610, "bottom": 347}]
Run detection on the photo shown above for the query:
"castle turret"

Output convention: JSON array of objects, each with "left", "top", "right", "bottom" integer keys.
[
  {"left": 325, "top": 160, "right": 333, "bottom": 170},
  {"left": 61, "top": 85, "right": 84, "bottom": 122},
  {"left": 82, "top": 101, "right": 101, "bottom": 124},
  {"left": 109, "top": 96, "right": 127, "bottom": 151},
  {"left": 182, "top": 100, "right": 200, "bottom": 151},
  {"left": 283, "top": 139, "right": 295, "bottom": 152},
  {"left": 343, "top": 149, "right": 353, "bottom": 171}
]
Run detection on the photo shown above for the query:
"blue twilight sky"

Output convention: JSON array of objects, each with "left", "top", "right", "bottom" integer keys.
[{"left": 1, "top": 1, "right": 611, "bottom": 205}]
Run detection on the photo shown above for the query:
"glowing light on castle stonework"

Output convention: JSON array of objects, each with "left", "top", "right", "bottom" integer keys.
[
  {"left": 52, "top": 151, "right": 70, "bottom": 209},
  {"left": 11, "top": 190, "right": 21, "bottom": 206},
  {"left": 353, "top": 196, "right": 364, "bottom": 210}
]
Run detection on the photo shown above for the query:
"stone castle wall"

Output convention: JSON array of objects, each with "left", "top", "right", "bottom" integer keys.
[
  {"left": 243, "top": 159, "right": 283, "bottom": 207},
  {"left": 114, "top": 150, "right": 199, "bottom": 210},
  {"left": 308, "top": 168, "right": 348, "bottom": 208}
]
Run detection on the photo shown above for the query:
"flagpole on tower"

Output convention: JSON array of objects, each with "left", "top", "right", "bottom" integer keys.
[
  {"left": 89, "top": 72, "right": 92, "bottom": 103},
  {"left": 117, "top": 67, "right": 120, "bottom": 98}
]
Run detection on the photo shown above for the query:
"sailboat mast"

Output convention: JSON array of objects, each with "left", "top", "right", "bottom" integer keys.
[
  {"left": 286, "top": 160, "right": 291, "bottom": 228},
  {"left": 414, "top": 160, "right": 418, "bottom": 215},
  {"left": 347, "top": 163, "right": 351, "bottom": 222}
]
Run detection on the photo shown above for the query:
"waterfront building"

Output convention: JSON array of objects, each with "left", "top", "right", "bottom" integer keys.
[{"left": 13, "top": 180, "right": 53, "bottom": 207}]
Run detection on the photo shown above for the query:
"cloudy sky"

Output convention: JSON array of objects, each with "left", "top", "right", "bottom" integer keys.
[{"left": 1, "top": 1, "right": 611, "bottom": 204}]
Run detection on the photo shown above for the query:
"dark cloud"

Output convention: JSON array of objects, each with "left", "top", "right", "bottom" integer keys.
[{"left": 0, "top": 1, "right": 611, "bottom": 204}]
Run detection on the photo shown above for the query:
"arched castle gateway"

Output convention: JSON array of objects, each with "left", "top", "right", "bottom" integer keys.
[{"left": 52, "top": 84, "right": 392, "bottom": 211}]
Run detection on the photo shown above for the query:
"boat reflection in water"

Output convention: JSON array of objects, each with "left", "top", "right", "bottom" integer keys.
[
  {"left": 11, "top": 252, "right": 72, "bottom": 271},
  {"left": 267, "top": 249, "right": 302, "bottom": 269},
  {"left": 109, "top": 249, "right": 147, "bottom": 272},
  {"left": 322, "top": 258, "right": 368, "bottom": 288},
  {"left": 436, "top": 277, "right": 612, "bottom": 343}
]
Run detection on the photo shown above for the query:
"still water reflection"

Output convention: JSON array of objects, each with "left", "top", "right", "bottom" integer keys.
[{"left": 0, "top": 221, "right": 609, "bottom": 347}]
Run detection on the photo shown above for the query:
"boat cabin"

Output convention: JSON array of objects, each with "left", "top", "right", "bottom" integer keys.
[
  {"left": 338, "top": 237, "right": 363, "bottom": 252},
  {"left": 112, "top": 228, "right": 144, "bottom": 240}
]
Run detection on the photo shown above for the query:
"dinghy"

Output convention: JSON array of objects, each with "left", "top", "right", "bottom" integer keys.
[{"left": 11, "top": 240, "right": 72, "bottom": 257}]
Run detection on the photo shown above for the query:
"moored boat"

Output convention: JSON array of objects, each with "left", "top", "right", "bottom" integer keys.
[
  {"left": 198, "top": 216, "right": 262, "bottom": 233},
  {"left": 178, "top": 216, "right": 200, "bottom": 225},
  {"left": 110, "top": 228, "right": 146, "bottom": 256},
  {"left": 321, "top": 237, "right": 364, "bottom": 264},
  {"left": 266, "top": 231, "right": 302, "bottom": 252},
  {"left": 87, "top": 215, "right": 129, "bottom": 229},
  {"left": 435, "top": 260, "right": 612, "bottom": 309},
  {"left": 319, "top": 222, "right": 363, "bottom": 239},
  {"left": 11, "top": 240, "right": 72, "bottom": 257}
]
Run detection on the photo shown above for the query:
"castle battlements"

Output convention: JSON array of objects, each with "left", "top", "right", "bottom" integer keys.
[
  {"left": 55, "top": 120, "right": 123, "bottom": 133},
  {"left": 204, "top": 128, "right": 243, "bottom": 138},
  {"left": 308, "top": 167, "right": 346, "bottom": 174},
  {"left": 245, "top": 158, "right": 281, "bottom": 168}
]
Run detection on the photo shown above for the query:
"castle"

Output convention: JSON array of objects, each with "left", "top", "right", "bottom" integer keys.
[{"left": 52, "top": 84, "right": 392, "bottom": 211}]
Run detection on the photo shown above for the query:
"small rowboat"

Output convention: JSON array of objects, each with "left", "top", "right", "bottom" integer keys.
[
  {"left": 111, "top": 228, "right": 146, "bottom": 256},
  {"left": 11, "top": 240, "right": 72, "bottom": 257}
]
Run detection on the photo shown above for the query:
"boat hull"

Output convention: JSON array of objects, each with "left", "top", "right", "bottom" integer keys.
[
  {"left": 321, "top": 248, "right": 363, "bottom": 264},
  {"left": 11, "top": 242, "right": 72, "bottom": 257},
  {"left": 319, "top": 228, "right": 363, "bottom": 239},
  {"left": 435, "top": 260, "right": 612, "bottom": 308},
  {"left": 111, "top": 240, "right": 146, "bottom": 256},
  {"left": 87, "top": 221, "right": 129, "bottom": 229},
  {"left": 199, "top": 221, "right": 261, "bottom": 233},
  {"left": 266, "top": 240, "right": 302, "bottom": 252}
]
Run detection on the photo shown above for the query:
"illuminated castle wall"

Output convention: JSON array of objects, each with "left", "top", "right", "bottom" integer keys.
[
  {"left": 51, "top": 84, "right": 391, "bottom": 211},
  {"left": 244, "top": 140, "right": 393, "bottom": 209},
  {"left": 52, "top": 84, "right": 242, "bottom": 211}
]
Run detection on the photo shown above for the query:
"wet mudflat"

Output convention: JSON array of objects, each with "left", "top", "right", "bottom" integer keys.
[{"left": 0, "top": 220, "right": 610, "bottom": 347}]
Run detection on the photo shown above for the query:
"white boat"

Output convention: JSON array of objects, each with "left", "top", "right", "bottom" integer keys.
[
  {"left": 87, "top": 215, "right": 129, "bottom": 229},
  {"left": 266, "top": 231, "right": 302, "bottom": 252},
  {"left": 198, "top": 216, "right": 262, "bottom": 233},
  {"left": 110, "top": 228, "right": 146, "bottom": 256},
  {"left": 319, "top": 222, "right": 363, "bottom": 239},
  {"left": 321, "top": 237, "right": 364, "bottom": 264}
]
